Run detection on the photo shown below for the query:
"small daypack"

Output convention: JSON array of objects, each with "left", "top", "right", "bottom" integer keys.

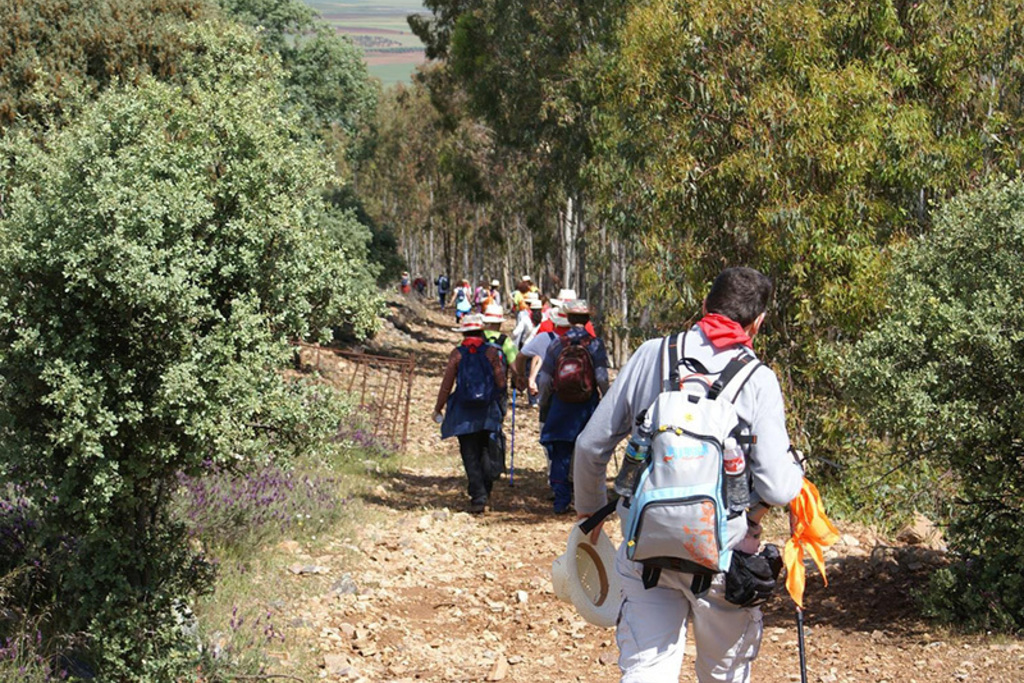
[
  {"left": 552, "top": 335, "right": 597, "bottom": 403},
  {"left": 456, "top": 345, "right": 498, "bottom": 407},
  {"left": 622, "top": 332, "right": 762, "bottom": 591},
  {"left": 438, "top": 275, "right": 450, "bottom": 292}
]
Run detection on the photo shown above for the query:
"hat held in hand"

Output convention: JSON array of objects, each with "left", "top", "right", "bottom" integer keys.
[{"left": 550, "top": 522, "right": 621, "bottom": 627}]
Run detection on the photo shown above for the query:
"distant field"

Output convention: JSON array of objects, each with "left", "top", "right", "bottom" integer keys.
[{"left": 305, "top": 1, "right": 427, "bottom": 86}]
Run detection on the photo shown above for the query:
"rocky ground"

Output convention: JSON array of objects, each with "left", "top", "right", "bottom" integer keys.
[{"left": 270, "top": 294, "right": 1024, "bottom": 682}]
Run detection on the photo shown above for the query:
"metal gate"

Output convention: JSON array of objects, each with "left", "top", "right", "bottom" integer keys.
[{"left": 294, "top": 342, "right": 416, "bottom": 453}]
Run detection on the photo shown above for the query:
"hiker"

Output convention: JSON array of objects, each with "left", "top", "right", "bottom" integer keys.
[
  {"left": 399, "top": 271, "right": 411, "bottom": 295},
  {"left": 573, "top": 267, "right": 804, "bottom": 682},
  {"left": 511, "top": 278, "right": 531, "bottom": 311},
  {"left": 413, "top": 276, "right": 427, "bottom": 296},
  {"left": 473, "top": 280, "right": 488, "bottom": 313},
  {"left": 536, "top": 289, "right": 597, "bottom": 337},
  {"left": 482, "top": 304, "right": 518, "bottom": 384},
  {"left": 433, "top": 314, "right": 506, "bottom": 514},
  {"left": 536, "top": 299, "right": 609, "bottom": 513},
  {"left": 514, "top": 303, "right": 570, "bottom": 410},
  {"left": 488, "top": 279, "right": 502, "bottom": 308},
  {"left": 436, "top": 273, "right": 451, "bottom": 310},
  {"left": 512, "top": 294, "right": 542, "bottom": 350},
  {"left": 453, "top": 279, "right": 472, "bottom": 322}
]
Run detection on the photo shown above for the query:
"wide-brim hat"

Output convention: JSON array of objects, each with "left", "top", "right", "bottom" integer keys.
[
  {"left": 529, "top": 298, "right": 543, "bottom": 310},
  {"left": 453, "top": 314, "right": 484, "bottom": 333},
  {"left": 562, "top": 298, "right": 592, "bottom": 316},
  {"left": 550, "top": 288, "right": 577, "bottom": 307},
  {"left": 550, "top": 523, "right": 621, "bottom": 628},
  {"left": 521, "top": 275, "right": 532, "bottom": 282},
  {"left": 549, "top": 308, "right": 569, "bottom": 327},
  {"left": 490, "top": 279, "right": 500, "bottom": 287},
  {"left": 482, "top": 304, "right": 504, "bottom": 323}
]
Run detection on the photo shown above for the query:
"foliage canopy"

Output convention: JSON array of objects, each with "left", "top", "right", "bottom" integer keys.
[{"left": 0, "top": 20, "right": 379, "bottom": 674}]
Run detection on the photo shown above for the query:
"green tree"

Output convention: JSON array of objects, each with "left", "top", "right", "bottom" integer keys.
[
  {"left": 842, "top": 178, "right": 1024, "bottom": 631},
  {"left": 217, "top": 0, "right": 378, "bottom": 144},
  {"left": 0, "top": 0, "right": 212, "bottom": 130},
  {"left": 0, "top": 21, "right": 378, "bottom": 676}
]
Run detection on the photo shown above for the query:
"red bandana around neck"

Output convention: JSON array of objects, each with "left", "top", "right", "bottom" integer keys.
[
  {"left": 461, "top": 336, "right": 485, "bottom": 351},
  {"left": 697, "top": 313, "right": 753, "bottom": 350}
]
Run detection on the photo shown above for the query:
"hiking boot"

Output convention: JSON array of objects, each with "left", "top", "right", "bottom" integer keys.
[
  {"left": 553, "top": 503, "right": 573, "bottom": 515},
  {"left": 469, "top": 501, "right": 487, "bottom": 514}
]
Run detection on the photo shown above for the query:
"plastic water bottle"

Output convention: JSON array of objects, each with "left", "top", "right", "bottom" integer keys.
[
  {"left": 723, "top": 437, "right": 749, "bottom": 513},
  {"left": 614, "top": 416, "right": 651, "bottom": 498}
]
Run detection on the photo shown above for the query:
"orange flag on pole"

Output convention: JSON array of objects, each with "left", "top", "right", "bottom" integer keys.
[{"left": 784, "top": 478, "right": 840, "bottom": 609}]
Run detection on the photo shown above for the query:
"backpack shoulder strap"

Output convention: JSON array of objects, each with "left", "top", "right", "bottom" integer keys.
[{"left": 709, "top": 352, "right": 762, "bottom": 402}]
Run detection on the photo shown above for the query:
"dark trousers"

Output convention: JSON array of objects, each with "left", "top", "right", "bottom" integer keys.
[
  {"left": 439, "top": 292, "right": 447, "bottom": 309},
  {"left": 458, "top": 431, "right": 493, "bottom": 505},
  {"left": 545, "top": 440, "right": 574, "bottom": 510}
]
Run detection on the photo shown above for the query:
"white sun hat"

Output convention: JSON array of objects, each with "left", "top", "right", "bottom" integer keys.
[
  {"left": 549, "top": 307, "right": 570, "bottom": 327},
  {"left": 550, "top": 288, "right": 577, "bottom": 307},
  {"left": 453, "top": 313, "right": 485, "bottom": 333},
  {"left": 482, "top": 304, "right": 504, "bottom": 323},
  {"left": 551, "top": 523, "right": 621, "bottom": 628}
]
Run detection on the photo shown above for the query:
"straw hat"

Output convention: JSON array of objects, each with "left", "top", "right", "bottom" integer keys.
[
  {"left": 521, "top": 275, "right": 532, "bottom": 282},
  {"left": 482, "top": 304, "right": 504, "bottom": 323},
  {"left": 453, "top": 314, "right": 484, "bottom": 333},
  {"left": 490, "top": 279, "right": 500, "bottom": 287},
  {"left": 550, "top": 288, "right": 577, "bottom": 306},
  {"left": 549, "top": 307, "right": 570, "bottom": 327},
  {"left": 550, "top": 523, "right": 621, "bottom": 628},
  {"left": 562, "top": 298, "right": 592, "bottom": 316},
  {"left": 529, "top": 297, "right": 543, "bottom": 310}
]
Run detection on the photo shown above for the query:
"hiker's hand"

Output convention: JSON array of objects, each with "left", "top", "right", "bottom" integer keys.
[
  {"left": 433, "top": 411, "right": 443, "bottom": 424},
  {"left": 528, "top": 379, "right": 539, "bottom": 396},
  {"left": 577, "top": 513, "right": 603, "bottom": 545}
]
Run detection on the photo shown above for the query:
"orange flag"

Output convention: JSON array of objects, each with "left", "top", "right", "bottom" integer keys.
[{"left": 784, "top": 478, "right": 840, "bottom": 609}]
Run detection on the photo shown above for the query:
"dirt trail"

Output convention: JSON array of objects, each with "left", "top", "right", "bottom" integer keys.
[{"left": 280, "top": 295, "right": 1024, "bottom": 683}]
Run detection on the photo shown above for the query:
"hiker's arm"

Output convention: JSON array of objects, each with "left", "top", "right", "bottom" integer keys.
[
  {"left": 746, "top": 370, "right": 803, "bottom": 507},
  {"left": 528, "top": 355, "right": 542, "bottom": 395},
  {"left": 511, "top": 353, "right": 530, "bottom": 391},
  {"left": 573, "top": 339, "right": 663, "bottom": 515},
  {"left": 434, "top": 349, "right": 460, "bottom": 415}
]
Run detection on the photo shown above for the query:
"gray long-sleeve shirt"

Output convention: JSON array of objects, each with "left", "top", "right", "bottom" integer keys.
[{"left": 573, "top": 326, "right": 804, "bottom": 517}]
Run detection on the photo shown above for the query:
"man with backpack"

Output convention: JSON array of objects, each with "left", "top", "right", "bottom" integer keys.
[
  {"left": 572, "top": 267, "right": 804, "bottom": 683},
  {"left": 536, "top": 299, "right": 609, "bottom": 514},
  {"left": 436, "top": 273, "right": 451, "bottom": 310},
  {"left": 433, "top": 314, "right": 507, "bottom": 514}
]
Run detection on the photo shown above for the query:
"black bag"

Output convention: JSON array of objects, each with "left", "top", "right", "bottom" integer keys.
[
  {"left": 484, "top": 430, "right": 506, "bottom": 482},
  {"left": 724, "top": 544, "right": 783, "bottom": 607}
]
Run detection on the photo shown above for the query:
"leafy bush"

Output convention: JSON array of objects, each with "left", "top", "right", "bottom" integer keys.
[
  {"left": 842, "top": 177, "right": 1024, "bottom": 631},
  {"left": 0, "top": 20, "right": 380, "bottom": 676}
]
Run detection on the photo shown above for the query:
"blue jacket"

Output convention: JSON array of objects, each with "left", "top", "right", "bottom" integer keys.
[{"left": 438, "top": 341, "right": 505, "bottom": 438}]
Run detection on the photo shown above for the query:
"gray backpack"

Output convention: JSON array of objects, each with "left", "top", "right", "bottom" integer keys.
[{"left": 622, "top": 333, "right": 761, "bottom": 590}]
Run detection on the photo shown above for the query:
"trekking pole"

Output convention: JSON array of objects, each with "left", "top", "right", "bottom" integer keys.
[
  {"left": 796, "top": 607, "right": 808, "bottom": 683},
  {"left": 509, "top": 388, "right": 517, "bottom": 486}
]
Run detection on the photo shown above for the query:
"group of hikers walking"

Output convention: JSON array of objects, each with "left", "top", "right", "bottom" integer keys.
[{"left": 431, "top": 266, "right": 812, "bottom": 683}]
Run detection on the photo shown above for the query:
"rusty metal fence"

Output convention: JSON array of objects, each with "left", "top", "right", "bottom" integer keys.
[{"left": 294, "top": 342, "right": 416, "bottom": 452}]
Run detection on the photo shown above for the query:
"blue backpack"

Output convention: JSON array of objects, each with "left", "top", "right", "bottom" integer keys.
[{"left": 456, "top": 345, "right": 497, "bottom": 407}]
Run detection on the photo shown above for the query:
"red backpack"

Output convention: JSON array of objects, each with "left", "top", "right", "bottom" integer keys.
[{"left": 553, "top": 336, "right": 596, "bottom": 403}]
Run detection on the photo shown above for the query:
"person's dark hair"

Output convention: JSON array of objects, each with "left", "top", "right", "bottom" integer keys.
[
  {"left": 567, "top": 313, "right": 589, "bottom": 326},
  {"left": 462, "top": 330, "right": 485, "bottom": 338},
  {"left": 704, "top": 267, "right": 772, "bottom": 327},
  {"left": 517, "top": 281, "right": 531, "bottom": 294},
  {"left": 530, "top": 309, "right": 542, "bottom": 325}
]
